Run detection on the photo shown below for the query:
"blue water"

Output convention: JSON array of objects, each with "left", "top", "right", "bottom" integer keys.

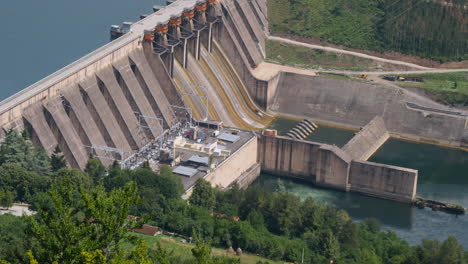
[
  {"left": 263, "top": 118, "right": 468, "bottom": 248},
  {"left": 0, "top": 0, "right": 164, "bottom": 101}
]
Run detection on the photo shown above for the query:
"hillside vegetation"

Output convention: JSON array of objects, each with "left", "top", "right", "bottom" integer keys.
[
  {"left": 395, "top": 72, "right": 468, "bottom": 106},
  {"left": 268, "top": 0, "right": 468, "bottom": 62}
]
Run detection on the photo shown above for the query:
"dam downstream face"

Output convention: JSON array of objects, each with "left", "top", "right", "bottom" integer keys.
[
  {"left": 0, "top": 0, "right": 163, "bottom": 101},
  {"left": 260, "top": 118, "right": 468, "bottom": 248}
]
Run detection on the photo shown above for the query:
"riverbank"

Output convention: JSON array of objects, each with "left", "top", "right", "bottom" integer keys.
[{"left": 262, "top": 118, "right": 468, "bottom": 248}]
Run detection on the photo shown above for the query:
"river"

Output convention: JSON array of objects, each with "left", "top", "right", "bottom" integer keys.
[
  {"left": 0, "top": 0, "right": 164, "bottom": 101},
  {"left": 257, "top": 118, "right": 468, "bottom": 248}
]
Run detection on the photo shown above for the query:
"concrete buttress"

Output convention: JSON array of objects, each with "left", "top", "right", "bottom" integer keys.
[
  {"left": 61, "top": 85, "right": 112, "bottom": 167},
  {"left": 43, "top": 98, "right": 88, "bottom": 170},
  {"left": 129, "top": 50, "right": 177, "bottom": 127},
  {"left": 113, "top": 59, "right": 163, "bottom": 139},
  {"left": 96, "top": 67, "right": 144, "bottom": 149},
  {"left": 79, "top": 78, "right": 132, "bottom": 152},
  {"left": 23, "top": 104, "right": 58, "bottom": 155}
]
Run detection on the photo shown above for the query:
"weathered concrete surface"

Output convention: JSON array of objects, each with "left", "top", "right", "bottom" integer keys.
[
  {"left": 258, "top": 135, "right": 320, "bottom": 182},
  {"left": 0, "top": 0, "right": 202, "bottom": 128},
  {"left": 79, "top": 78, "right": 132, "bottom": 152},
  {"left": 113, "top": 59, "right": 162, "bottom": 139},
  {"left": 205, "top": 135, "right": 258, "bottom": 188},
  {"left": 342, "top": 116, "right": 390, "bottom": 160},
  {"left": 232, "top": 163, "right": 262, "bottom": 189},
  {"left": 96, "top": 67, "right": 143, "bottom": 150},
  {"left": 129, "top": 51, "right": 177, "bottom": 128},
  {"left": 22, "top": 104, "right": 58, "bottom": 155},
  {"left": 43, "top": 98, "right": 89, "bottom": 170},
  {"left": 184, "top": 134, "right": 259, "bottom": 198},
  {"left": 349, "top": 160, "right": 418, "bottom": 202},
  {"left": 61, "top": 85, "right": 113, "bottom": 166},
  {"left": 315, "top": 144, "right": 351, "bottom": 191},
  {"left": 271, "top": 73, "right": 468, "bottom": 148},
  {"left": 258, "top": 134, "right": 418, "bottom": 203}
]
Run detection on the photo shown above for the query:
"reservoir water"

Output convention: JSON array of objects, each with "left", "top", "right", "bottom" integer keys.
[
  {"left": 0, "top": 0, "right": 164, "bottom": 101},
  {"left": 258, "top": 118, "right": 468, "bottom": 248}
]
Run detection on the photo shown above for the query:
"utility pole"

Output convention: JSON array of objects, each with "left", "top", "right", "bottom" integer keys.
[{"left": 301, "top": 247, "right": 304, "bottom": 264}]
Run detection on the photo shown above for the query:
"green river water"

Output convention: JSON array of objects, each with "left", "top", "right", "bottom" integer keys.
[{"left": 256, "top": 118, "right": 468, "bottom": 248}]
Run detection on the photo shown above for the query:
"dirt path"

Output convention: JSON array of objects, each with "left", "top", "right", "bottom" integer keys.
[
  {"left": 252, "top": 62, "right": 317, "bottom": 80},
  {"left": 269, "top": 36, "right": 434, "bottom": 70}
]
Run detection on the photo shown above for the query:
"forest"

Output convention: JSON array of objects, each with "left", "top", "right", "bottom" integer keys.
[
  {"left": 268, "top": 0, "right": 468, "bottom": 62},
  {"left": 0, "top": 129, "right": 467, "bottom": 264}
]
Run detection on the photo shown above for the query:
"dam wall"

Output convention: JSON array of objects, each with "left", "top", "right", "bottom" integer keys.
[
  {"left": 342, "top": 116, "right": 390, "bottom": 160},
  {"left": 271, "top": 72, "right": 468, "bottom": 149},
  {"left": 0, "top": 0, "right": 274, "bottom": 169},
  {"left": 258, "top": 134, "right": 418, "bottom": 203},
  {"left": 349, "top": 160, "right": 417, "bottom": 202},
  {"left": 0, "top": 36, "right": 140, "bottom": 129},
  {"left": 217, "top": 0, "right": 271, "bottom": 109}
]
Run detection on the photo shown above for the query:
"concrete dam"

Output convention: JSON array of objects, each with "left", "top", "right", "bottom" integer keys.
[{"left": 0, "top": 0, "right": 466, "bottom": 204}]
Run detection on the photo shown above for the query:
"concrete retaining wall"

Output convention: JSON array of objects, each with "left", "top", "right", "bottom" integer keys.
[
  {"left": 258, "top": 135, "right": 320, "bottom": 182},
  {"left": 205, "top": 135, "right": 258, "bottom": 188},
  {"left": 258, "top": 134, "right": 418, "bottom": 203},
  {"left": 182, "top": 134, "right": 259, "bottom": 199},
  {"left": 272, "top": 73, "right": 468, "bottom": 148},
  {"left": 349, "top": 160, "right": 418, "bottom": 202},
  {"left": 342, "top": 116, "right": 390, "bottom": 160}
]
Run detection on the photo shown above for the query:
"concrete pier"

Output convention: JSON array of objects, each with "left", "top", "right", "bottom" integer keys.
[
  {"left": 79, "top": 78, "right": 132, "bottom": 152},
  {"left": 43, "top": 98, "right": 89, "bottom": 170},
  {"left": 61, "top": 86, "right": 113, "bottom": 166},
  {"left": 129, "top": 51, "right": 177, "bottom": 128},
  {"left": 113, "top": 59, "right": 162, "bottom": 139},
  {"left": 96, "top": 68, "right": 143, "bottom": 149},
  {"left": 23, "top": 104, "right": 58, "bottom": 155}
]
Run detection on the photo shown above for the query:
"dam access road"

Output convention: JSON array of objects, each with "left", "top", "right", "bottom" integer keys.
[{"left": 0, "top": 0, "right": 467, "bottom": 206}]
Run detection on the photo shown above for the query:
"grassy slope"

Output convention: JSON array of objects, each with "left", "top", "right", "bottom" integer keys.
[
  {"left": 268, "top": 0, "right": 468, "bottom": 62},
  {"left": 393, "top": 72, "right": 468, "bottom": 105},
  {"left": 122, "top": 233, "right": 283, "bottom": 264},
  {"left": 266, "top": 40, "right": 402, "bottom": 71}
]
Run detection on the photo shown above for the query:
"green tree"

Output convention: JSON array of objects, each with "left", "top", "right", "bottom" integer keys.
[
  {"left": 85, "top": 158, "right": 107, "bottom": 185},
  {"left": 25, "top": 177, "right": 141, "bottom": 264},
  {"left": 0, "top": 214, "right": 31, "bottom": 263},
  {"left": 0, "top": 164, "right": 49, "bottom": 203},
  {"left": 0, "top": 190, "right": 15, "bottom": 208},
  {"left": 191, "top": 234, "right": 213, "bottom": 264},
  {"left": 50, "top": 146, "right": 67, "bottom": 171},
  {"left": 437, "top": 236, "right": 464, "bottom": 264},
  {"left": 190, "top": 179, "right": 216, "bottom": 210},
  {"left": 0, "top": 130, "right": 51, "bottom": 176}
]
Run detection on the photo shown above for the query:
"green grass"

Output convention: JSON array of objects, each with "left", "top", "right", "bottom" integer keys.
[
  {"left": 121, "top": 233, "right": 283, "bottom": 264},
  {"left": 317, "top": 73, "right": 352, "bottom": 81},
  {"left": 392, "top": 72, "right": 468, "bottom": 105},
  {"left": 266, "top": 40, "right": 397, "bottom": 72},
  {"left": 267, "top": 0, "right": 468, "bottom": 62}
]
